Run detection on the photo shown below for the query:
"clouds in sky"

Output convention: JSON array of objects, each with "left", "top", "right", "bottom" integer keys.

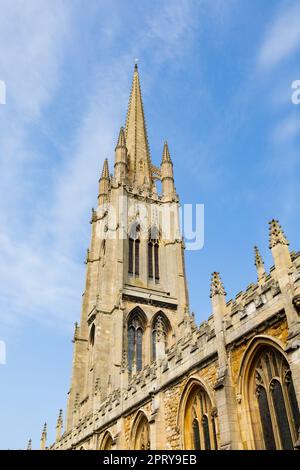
[
  {"left": 258, "top": 1, "right": 300, "bottom": 69},
  {"left": 0, "top": 0, "right": 299, "bottom": 450},
  {"left": 0, "top": 0, "right": 299, "bottom": 335},
  {"left": 0, "top": 0, "right": 202, "bottom": 333}
]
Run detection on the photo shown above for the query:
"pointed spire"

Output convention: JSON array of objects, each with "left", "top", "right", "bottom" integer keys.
[
  {"left": 116, "top": 126, "right": 126, "bottom": 149},
  {"left": 254, "top": 246, "right": 266, "bottom": 283},
  {"left": 98, "top": 159, "right": 110, "bottom": 205},
  {"left": 27, "top": 438, "right": 32, "bottom": 450},
  {"left": 162, "top": 141, "right": 172, "bottom": 163},
  {"left": 210, "top": 272, "right": 226, "bottom": 298},
  {"left": 114, "top": 127, "right": 127, "bottom": 184},
  {"left": 254, "top": 245, "right": 263, "bottom": 267},
  {"left": 161, "top": 141, "right": 175, "bottom": 201},
  {"left": 56, "top": 409, "right": 63, "bottom": 442},
  {"left": 40, "top": 422, "right": 47, "bottom": 450},
  {"left": 100, "top": 158, "right": 109, "bottom": 179},
  {"left": 125, "top": 64, "right": 152, "bottom": 188},
  {"left": 269, "top": 219, "right": 289, "bottom": 248}
]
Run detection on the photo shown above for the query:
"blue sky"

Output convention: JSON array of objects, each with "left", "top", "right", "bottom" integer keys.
[{"left": 0, "top": 0, "right": 299, "bottom": 449}]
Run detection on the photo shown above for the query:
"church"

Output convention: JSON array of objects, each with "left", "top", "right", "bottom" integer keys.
[{"left": 41, "top": 65, "right": 300, "bottom": 450}]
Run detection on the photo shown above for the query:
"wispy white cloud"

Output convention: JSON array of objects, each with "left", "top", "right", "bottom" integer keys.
[
  {"left": 0, "top": 1, "right": 73, "bottom": 331},
  {"left": 144, "top": 0, "right": 196, "bottom": 61},
  {"left": 272, "top": 115, "right": 300, "bottom": 142},
  {"left": 0, "top": 0, "right": 69, "bottom": 118},
  {"left": 258, "top": 2, "right": 300, "bottom": 69},
  {"left": 0, "top": 0, "right": 201, "bottom": 332}
]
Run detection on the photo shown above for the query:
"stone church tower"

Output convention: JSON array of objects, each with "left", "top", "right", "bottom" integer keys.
[
  {"left": 42, "top": 65, "right": 300, "bottom": 451},
  {"left": 65, "top": 64, "right": 191, "bottom": 432}
]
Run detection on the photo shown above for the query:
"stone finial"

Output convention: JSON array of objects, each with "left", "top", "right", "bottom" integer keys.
[
  {"left": 27, "top": 438, "right": 32, "bottom": 450},
  {"left": 116, "top": 126, "right": 126, "bottom": 149},
  {"left": 269, "top": 219, "right": 289, "bottom": 248},
  {"left": 100, "top": 158, "right": 109, "bottom": 179},
  {"left": 40, "top": 422, "right": 47, "bottom": 450},
  {"left": 57, "top": 409, "right": 63, "bottom": 427},
  {"left": 210, "top": 272, "right": 226, "bottom": 297},
  {"left": 254, "top": 246, "right": 264, "bottom": 268},
  {"left": 56, "top": 410, "right": 63, "bottom": 442},
  {"left": 162, "top": 141, "right": 172, "bottom": 163},
  {"left": 254, "top": 246, "right": 266, "bottom": 282}
]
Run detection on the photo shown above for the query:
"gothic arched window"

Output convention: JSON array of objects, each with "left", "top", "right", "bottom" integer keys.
[
  {"left": 250, "top": 347, "right": 300, "bottom": 449},
  {"left": 100, "top": 431, "right": 113, "bottom": 450},
  {"left": 127, "top": 310, "right": 145, "bottom": 373},
  {"left": 133, "top": 413, "right": 151, "bottom": 450},
  {"left": 182, "top": 381, "right": 217, "bottom": 450},
  {"left": 148, "top": 227, "right": 159, "bottom": 282},
  {"left": 128, "top": 223, "right": 140, "bottom": 277}
]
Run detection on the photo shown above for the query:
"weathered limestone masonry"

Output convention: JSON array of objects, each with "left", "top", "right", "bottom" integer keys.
[{"left": 42, "top": 66, "right": 300, "bottom": 451}]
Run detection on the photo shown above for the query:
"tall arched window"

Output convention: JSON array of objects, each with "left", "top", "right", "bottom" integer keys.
[
  {"left": 249, "top": 347, "right": 300, "bottom": 449},
  {"left": 132, "top": 413, "right": 151, "bottom": 450},
  {"left": 148, "top": 227, "right": 159, "bottom": 282},
  {"left": 100, "top": 431, "right": 113, "bottom": 450},
  {"left": 128, "top": 223, "right": 140, "bottom": 277},
  {"left": 127, "top": 309, "right": 145, "bottom": 373},
  {"left": 182, "top": 381, "right": 217, "bottom": 450}
]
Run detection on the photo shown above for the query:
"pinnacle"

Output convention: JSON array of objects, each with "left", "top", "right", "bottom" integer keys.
[
  {"left": 100, "top": 158, "right": 109, "bottom": 179},
  {"left": 116, "top": 127, "right": 126, "bottom": 148},
  {"left": 210, "top": 272, "right": 226, "bottom": 298},
  {"left": 269, "top": 219, "right": 289, "bottom": 248},
  {"left": 254, "top": 246, "right": 264, "bottom": 267},
  {"left": 162, "top": 141, "right": 172, "bottom": 163}
]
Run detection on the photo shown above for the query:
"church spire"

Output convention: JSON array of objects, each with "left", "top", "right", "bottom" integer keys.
[{"left": 125, "top": 64, "right": 152, "bottom": 189}]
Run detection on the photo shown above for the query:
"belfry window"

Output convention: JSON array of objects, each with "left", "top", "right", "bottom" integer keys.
[
  {"left": 251, "top": 347, "right": 300, "bottom": 449},
  {"left": 127, "top": 315, "right": 144, "bottom": 372},
  {"left": 148, "top": 227, "right": 159, "bottom": 282},
  {"left": 128, "top": 223, "right": 140, "bottom": 277}
]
